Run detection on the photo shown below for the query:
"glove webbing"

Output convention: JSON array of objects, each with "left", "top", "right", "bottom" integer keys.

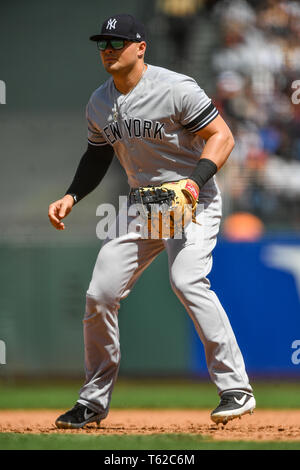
[{"left": 129, "top": 187, "right": 176, "bottom": 215}]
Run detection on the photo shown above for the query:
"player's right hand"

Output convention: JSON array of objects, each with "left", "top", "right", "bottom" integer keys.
[{"left": 48, "top": 195, "right": 75, "bottom": 230}]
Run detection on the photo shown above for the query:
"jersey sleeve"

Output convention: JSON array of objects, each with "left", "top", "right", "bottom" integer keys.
[
  {"left": 174, "top": 78, "right": 219, "bottom": 133},
  {"left": 86, "top": 100, "right": 108, "bottom": 147}
]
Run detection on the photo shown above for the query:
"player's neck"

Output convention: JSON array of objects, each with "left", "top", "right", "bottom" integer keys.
[{"left": 112, "top": 62, "right": 147, "bottom": 95}]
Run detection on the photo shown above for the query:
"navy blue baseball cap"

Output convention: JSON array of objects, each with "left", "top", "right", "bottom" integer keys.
[{"left": 90, "top": 14, "right": 146, "bottom": 42}]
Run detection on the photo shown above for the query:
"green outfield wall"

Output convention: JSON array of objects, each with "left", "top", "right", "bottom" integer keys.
[{"left": 0, "top": 243, "right": 192, "bottom": 377}]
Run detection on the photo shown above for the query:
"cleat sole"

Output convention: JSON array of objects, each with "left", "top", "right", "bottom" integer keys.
[
  {"left": 55, "top": 416, "right": 102, "bottom": 430},
  {"left": 211, "top": 405, "right": 256, "bottom": 425}
]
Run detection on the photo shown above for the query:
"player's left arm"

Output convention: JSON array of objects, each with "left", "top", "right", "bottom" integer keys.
[
  {"left": 187, "top": 114, "right": 234, "bottom": 193},
  {"left": 196, "top": 114, "right": 234, "bottom": 170}
]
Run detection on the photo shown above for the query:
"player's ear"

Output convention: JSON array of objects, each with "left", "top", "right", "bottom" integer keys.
[{"left": 137, "top": 41, "right": 146, "bottom": 58}]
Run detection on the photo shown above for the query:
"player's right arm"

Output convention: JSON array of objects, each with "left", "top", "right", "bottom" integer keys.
[{"left": 48, "top": 143, "right": 114, "bottom": 230}]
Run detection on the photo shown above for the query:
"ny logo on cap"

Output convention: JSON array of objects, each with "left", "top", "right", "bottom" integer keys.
[{"left": 106, "top": 18, "right": 117, "bottom": 30}]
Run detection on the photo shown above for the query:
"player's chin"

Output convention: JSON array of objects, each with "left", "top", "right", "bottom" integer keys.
[{"left": 103, "top": 60, "right": 118, "bottom": 71}]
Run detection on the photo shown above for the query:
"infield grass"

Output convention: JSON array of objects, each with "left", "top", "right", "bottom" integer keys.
[
  {"left": 0, "top": 433, "right": 300, "bottom": 450},
  {"left": 0, "top": 379, "right": 299, "bottom": 410}
]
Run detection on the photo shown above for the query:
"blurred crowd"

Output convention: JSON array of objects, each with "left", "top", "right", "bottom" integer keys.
[
  {"left": 152, "top": 0, "right": 300, "bottom": 231},
  {"left": 211, "top": 0, "right": 300, "bottom": 230}
]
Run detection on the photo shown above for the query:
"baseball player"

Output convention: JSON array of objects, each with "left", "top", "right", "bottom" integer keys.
[{"left": 49, "top": 13, "right": 255, "bottom": 429}]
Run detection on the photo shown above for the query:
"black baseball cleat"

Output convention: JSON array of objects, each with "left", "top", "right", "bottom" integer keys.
[
  {"left": 55, "top": 402, "right": 102, "bottom": 429},
  {"left": 210, "top": 391, "right": 256, "bottom": 425}
]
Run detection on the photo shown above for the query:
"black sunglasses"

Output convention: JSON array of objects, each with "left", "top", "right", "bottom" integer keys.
[{"left": 97, "top": 39, "right": 126, "bottom": 51}]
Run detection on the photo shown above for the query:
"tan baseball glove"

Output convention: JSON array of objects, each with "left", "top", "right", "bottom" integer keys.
[{"left": 129, "top": 179, "right": 199, "bottom": 239}]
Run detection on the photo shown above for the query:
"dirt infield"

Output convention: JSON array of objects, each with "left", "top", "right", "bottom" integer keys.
[{"left": 0, "top": 409, "right": 300, "bottom": 441}]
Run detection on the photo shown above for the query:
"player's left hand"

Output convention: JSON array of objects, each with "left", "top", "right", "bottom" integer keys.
[{"left": 182, "top": 179, "right": 200, "bottom": 205}]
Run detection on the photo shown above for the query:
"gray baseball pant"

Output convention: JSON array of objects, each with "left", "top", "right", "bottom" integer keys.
[{"left": 77, "top": 186, "right": 253, "bottom": 416}]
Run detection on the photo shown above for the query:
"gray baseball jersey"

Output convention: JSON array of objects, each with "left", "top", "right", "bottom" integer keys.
[{"left": 86, "top": 64, "right": 219, "bottom": 187}]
